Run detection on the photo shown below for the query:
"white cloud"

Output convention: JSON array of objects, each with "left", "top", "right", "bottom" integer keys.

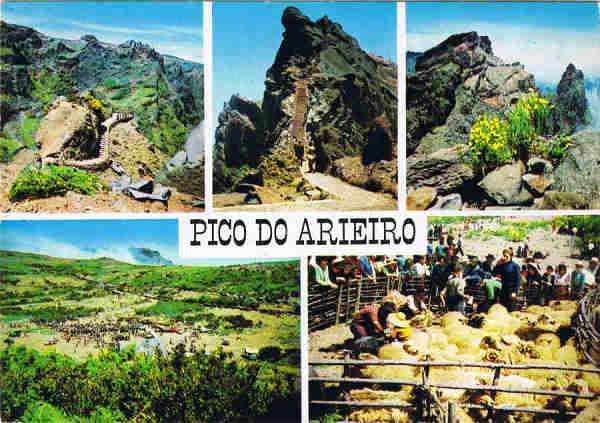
[
  {"left": 0, "top": 233, "right": 181, "bottom": 266},
  {"left": 408, "top": 22, "right": 600, "bottom": 84}
]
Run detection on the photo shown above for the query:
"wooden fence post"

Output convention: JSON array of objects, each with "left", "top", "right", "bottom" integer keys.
[
  {"left": 356, "top": 278, "right": 363, "bottom": 313},
  {"left": 336, "top": 285, "right": 343, "bottom": 325},
  {"left": 448, "top": 401, "right": 456, "bottom": 423}
]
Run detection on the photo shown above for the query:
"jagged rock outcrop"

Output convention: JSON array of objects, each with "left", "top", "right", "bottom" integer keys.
[
  {"left": 553, "top": 129, "right": 600, "bottom": 205},
  {"left": 550, "top": 63, "right": 587, "bottom": 135},
  {"left": 215, "top": 7, "right": 397, "bottom": 198},
  {"left": 215, "top": 95, "right": 264, "bottom": 168},
  {"left": 407, "top": 31, "right": 534, "bottom": 155}
]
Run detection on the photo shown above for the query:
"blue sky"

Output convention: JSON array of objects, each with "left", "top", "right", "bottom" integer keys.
[
  {"left": 213, "top": 2, "right": 396, "bottom": 136},
  {"left": 0, "top": 220, "right": 295, "bottom": 266},
  {"left": 1, "top": 2, "right": 203, "bottom": 62},
  {"left": 407, "top": 2, "right": 600, "bottom": 84}
]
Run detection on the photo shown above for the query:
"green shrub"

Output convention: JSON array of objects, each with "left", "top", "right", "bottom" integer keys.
[
  {"left": 468, "top": 93, "right": 557, "bottom": 174},
  {"left": 468, "top": 114, "right": 513, "bottom": 174},
  {"left": 9, "top": 166, "right": 106, "bottom": 202},
  {"left": 30, "top": 69, "right": 76, "bottom": 114},
  {"left": 21, "top": 116, "right": 40, "bottom": 149},
  {"left": 0, "top": 345, "right": 299, "bottom": 423},
  {"left": 0, "top": 136, "right": 22, "bottom": 162},
  {"left": 507, "top": 91, "right": 551, "bottom": 154}
]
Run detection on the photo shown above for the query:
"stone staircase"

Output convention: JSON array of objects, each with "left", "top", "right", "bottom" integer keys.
[{"left": 43, "top": 112, "right": 134, "bottom": 170}]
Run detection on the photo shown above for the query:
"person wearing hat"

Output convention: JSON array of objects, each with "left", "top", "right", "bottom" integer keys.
[
  {"left": 482, "top": 254, "right": 495, "bottom": 274},
  {"left": 499, "top": 248, "right": 521, "bottom": 312},
  {"left": 570, "top": 262, "right": 586, "bottom": 300}
]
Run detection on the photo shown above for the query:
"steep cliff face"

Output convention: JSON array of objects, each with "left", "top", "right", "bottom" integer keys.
[
  {"left": 550, "top": 63, "right": 587, "bottom": 134},
  {"left": 407, "top": 31, "right": 534, "bottom": 155},
  {"left": 215, "top": 7, "right": 397, "bottom": 197}
]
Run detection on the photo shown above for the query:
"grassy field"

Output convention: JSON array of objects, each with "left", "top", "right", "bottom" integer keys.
[
  {"left": 0, "top": 250, "right": 300, "bottom": 357},
  {"left": 0, "top": 250, "right": 300, "bottom": 422}
]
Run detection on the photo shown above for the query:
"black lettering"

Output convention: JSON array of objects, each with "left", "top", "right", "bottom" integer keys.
[
  {"left": 296, "top": 218, "right": 315, "bottom": 245},
  {"left": 219, "top": 219, "right": 232, "bottom": 246},
  {"left": 255, "top": 219, "right": 272, "bottom": 246},
  {"left": 273, "top": 219, "right": 288, "bottom": 245},
  {"left": 368, "top": 217, "right": 379, "bottom": 245},
  {"left": 207, "top": 219, "right": 218, "bottom": 246},
  {"left": 403, "top": 218, "right": 416, "bottom": 244},
  {"left": 350, "top": 218, "right": 367, "bottom": 245},
  {"left": 190, "top": 219, "right": 206, "bottom": 246},
  {"left": 233, "top": 220, "right": 246, "bottom": 246},
  {"left": 317, "top": 218, "right": 336, "bottom": 246},
  {"left": 338, "top": 218, "right": 349, "bottom": 245}
]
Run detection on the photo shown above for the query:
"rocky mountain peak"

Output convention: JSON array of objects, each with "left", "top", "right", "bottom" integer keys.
[{"left": 416, "top": 31, "right": 498, "bottom": 72}]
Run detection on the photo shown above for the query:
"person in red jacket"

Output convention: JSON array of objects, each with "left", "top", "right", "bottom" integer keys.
[{"left": 350, "top": 302, "right": 397, "bottom": 339}]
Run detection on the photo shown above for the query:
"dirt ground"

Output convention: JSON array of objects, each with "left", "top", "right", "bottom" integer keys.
[{"left": 0, "top": 149, "right": 203, "bottom": 213}]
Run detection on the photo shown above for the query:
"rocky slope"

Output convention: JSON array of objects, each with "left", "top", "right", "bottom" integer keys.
[
  {"left": 0, "top": 21, "right": 205, "bottom": 205},
  {"left": 406, "top": 31, "right": 598, "bottom": 210},
  {"left": 214, "top": 7, "right": 397, "bottom": 202}
]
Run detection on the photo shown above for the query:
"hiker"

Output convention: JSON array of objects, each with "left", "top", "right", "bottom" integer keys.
[
  {"left": 456, "top": 234, "right": 464, "bottom": 256},
  {"left": 350, "top": 302, "right": 397, "bottom": 340}
]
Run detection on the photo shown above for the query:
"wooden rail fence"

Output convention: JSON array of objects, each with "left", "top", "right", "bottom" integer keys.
[{"left": 310, "top": 358, "right": 600, "bottom": 422}]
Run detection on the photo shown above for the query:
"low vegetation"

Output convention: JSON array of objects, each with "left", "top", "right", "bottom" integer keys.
[
  {"left": 1, "top": 345, "right": 299, "bottom": 423},
  {"left": 466, "top": 92, "right": 571, "bottom": 175},
  {"left": 9, "top": 166, "right": 107, "bottom": 201}
]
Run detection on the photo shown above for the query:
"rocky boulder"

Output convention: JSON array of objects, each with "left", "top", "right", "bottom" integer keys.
[
  {"left": 38, "top": 97, "right": 99, "bottom": 160},
  {"left": 406, "top": 147, "right": 475, "bottom": 195},
  {"left": 407, "top": 187, "right": 437, "bottom": 211},
  {"left": 541, "top": 191, "right": 590, "bottom": 210},
  {"left": 430, "top": 193, "right": 463, "bottom": 210},
  {"left": 478, "top": 162, "right": 533, "bottom": 206},
  {"left": 108, "top": 120, "right": 166, "bottom": 180},
  {"left": 553, "top": 129, "right": 600, "bottom": 203},
  {"left": 522, "top": 174, "right": 554, "bottom": 197},
  {"left": 550, "top": 63, "right": 587, "bottom": 135}
]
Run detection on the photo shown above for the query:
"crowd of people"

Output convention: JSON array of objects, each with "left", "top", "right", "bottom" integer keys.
[{"left": 309, "top": 229, "right": 600, "bottom": 322}]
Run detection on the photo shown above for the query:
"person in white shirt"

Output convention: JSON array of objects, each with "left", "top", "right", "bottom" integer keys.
[{"left": 555, "top": 263, "right": 570, "bottom": 299}]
